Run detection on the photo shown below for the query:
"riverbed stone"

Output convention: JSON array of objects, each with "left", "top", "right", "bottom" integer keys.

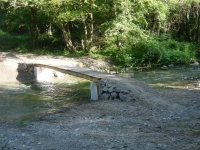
[
  {"left": 111, "top": 92, "right": 118, "bottom": 99},
  {"left": 99, "top": 79, "right": 107, "bottom": 85},
  {"left": 113, "top": 87, "right": 122, "bottom": 93},
  {"left": 119, "top": 93, "right": 135, "bottom": 101},
  {"left": 123, "top": 90, "right": 130, "bottom": 94},
  {"left": 101, "top": 93, "right": 111, "bottom": 100},
  {"left": 106, "top": 84, "right": 112, "bottom": 88},
  {"left": 103, "top": 86, "right": 108, "bottom": 92},
  {"left": 161, "top": 65, "right": 168, "bottom": 70},
  {"left": 108, "top": 87, "right": 114, "bottom": 93}
]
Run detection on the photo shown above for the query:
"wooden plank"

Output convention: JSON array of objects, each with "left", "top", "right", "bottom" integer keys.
[{"left": 35, "top": 64, "right": 101, "bottom": 82}]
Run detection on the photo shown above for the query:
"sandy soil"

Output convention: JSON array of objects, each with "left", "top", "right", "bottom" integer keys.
[{"left": 0, "top": 52, "right": 200, "bottom": 150}]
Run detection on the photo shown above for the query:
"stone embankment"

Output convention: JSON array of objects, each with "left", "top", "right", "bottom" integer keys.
[{"left": 99, "top": 79, "right": 135, "bottom": 101}]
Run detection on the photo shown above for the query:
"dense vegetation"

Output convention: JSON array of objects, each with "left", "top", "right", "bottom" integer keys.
[{"left": 0, "top": 0, "right": 200, "bottom": 67}]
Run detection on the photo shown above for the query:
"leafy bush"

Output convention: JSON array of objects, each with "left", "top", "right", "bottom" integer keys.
[
  {"left": 162, "top": 51, "right": 191, "bottom": 65},
  {"left": 160, "top": 41, "right": 196, "bottom": 65},
  {"left": 38, "top": 34, "right": 64, "bottom": 50},
  {"left": 0, "top": 29, "right": 27, "bottom": 51},
  {"left": 128, "top": 39, "right": 196, "bottom": 67},
  {"left": 98, "top": 37, "right": 196, "bottom": 68}
]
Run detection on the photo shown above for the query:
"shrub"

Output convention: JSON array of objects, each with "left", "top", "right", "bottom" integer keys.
[
  {"left": 131, "top": 40, "right": 163, "bottom": 66},
  {"left": 0, "top": 29, "right": 27, "bottom": 51},
  {"left": 131, "top": 39, "right": 196, "bottom": 67},
  {"left": 162, "top": 51, "right": 191, "bottom": 65}
]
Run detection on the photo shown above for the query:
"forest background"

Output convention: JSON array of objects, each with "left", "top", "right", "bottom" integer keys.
[{"left": 0, "top": 0, "right": 200, "bottom": 68}]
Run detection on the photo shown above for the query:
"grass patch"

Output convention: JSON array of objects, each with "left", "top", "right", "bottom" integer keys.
[{"left": 65, "top": 81, "right": 90, "bottom": 104}]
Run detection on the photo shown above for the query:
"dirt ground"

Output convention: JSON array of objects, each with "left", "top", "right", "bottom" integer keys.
[{"left": 0, "top": 52, "right": 200, "bottom": 150}]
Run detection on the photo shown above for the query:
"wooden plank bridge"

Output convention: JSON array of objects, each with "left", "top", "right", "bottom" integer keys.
[
  {"left": 35, "top": 64, "right": 103, "bottom": 82},
  {"left": 33, "top": 63, "right": 111, "bottom": 100}
]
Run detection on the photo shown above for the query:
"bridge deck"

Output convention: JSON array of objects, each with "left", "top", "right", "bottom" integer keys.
[{"left": 35, "top": 64, "right": 106, "bottom": 82}]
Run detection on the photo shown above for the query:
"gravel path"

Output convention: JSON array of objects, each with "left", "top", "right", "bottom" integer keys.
[{"left": 0, "top": 52, "right": 200, "bottom": 150}]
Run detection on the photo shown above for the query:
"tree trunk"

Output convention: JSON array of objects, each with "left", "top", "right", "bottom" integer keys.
[
  {"left": 79, "top": 0, "right": 94, "bottom": 55},
  {"left": 29, "top": 7, "right": 39, "bottom": 49},
  {"left": 59, "top": 23, "right": 75, "bottom": 53},
  {"left": 185, "top": 12, "right": 191, "bottom": 41},
  {"left": 196, "top": 10, "right": 200, "bottom": 43},
  {"left": 80, "top": 0, "right": 88, "bottom": 53},
  {"left": 82, "top": 19, "right": 87, "bottom": 52},
  {"left": 87, "top": 11, "right": 94, "bottom": 54}
]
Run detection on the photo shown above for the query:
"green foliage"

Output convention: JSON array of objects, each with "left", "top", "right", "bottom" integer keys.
[
  {"left": 163, "top": 50, "right": 191, "bottom": 65},
  {"left": 0, "top": 0, "right": 199, "bottom": 67},
  {"left": 131, "top": 38, "right": 196, "bottom": 66},
  {"left": 0, "top": 29, "right": 27, "bottom": 51}
]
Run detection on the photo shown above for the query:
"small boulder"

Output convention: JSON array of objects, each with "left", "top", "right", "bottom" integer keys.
[
  {"left": 103, "top": 86, "right": 108, "bottom": 92},
  {"left": 113, "top": 87, "right": 122, "bottom": 93},
  {"left": 108, "top": 87, "right": 114, "bottom": 93},
  {"left": 123, "top": 90, "right": 129, "bottom": 94},
  {"left": 99, "top": 79, "right": 107, "bottom": 85},
  {"left": 119, "top": 93, "right": 135, "bottom": 101},
  {"left": 111, "top": 92, "right": 118, "bottom": 99},
  {"left": 161, "top": 65, "right": 168, "bottom": 70},
  {"left": 168, "top": 64, "right": 174, "bottom": 68},
  {"left": 106, "top": 84, "right": 112, "bottom": 88},
  {"left": 101, "top": 93, "right": 111, "bottom": 100}
]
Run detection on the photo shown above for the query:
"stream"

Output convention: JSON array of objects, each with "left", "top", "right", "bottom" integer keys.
[
  {"left": 0, "top": 76, "right": 90, "bottom": 122},
  {"left": 120, "top": 65, "right": 200, "bottom": 89},
  {"left": 0, "top": 65, "right": 200, "bottom": 122}
]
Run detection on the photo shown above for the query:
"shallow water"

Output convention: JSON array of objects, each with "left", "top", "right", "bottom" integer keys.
[
  {"left": 119, "top": 65, "right": 200, "bottom": 90},
  {"left": 0, "top": 76, "right": 90, "bottom": 122}
]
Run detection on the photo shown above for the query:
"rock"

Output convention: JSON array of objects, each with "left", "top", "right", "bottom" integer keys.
[
  {"left": 182, "top": 76, "right": 188, "bottom": 80},
  {"left": 106, "top": 84, "right": 112, "bottom": 88},
  {"left": 190, "top": 62, "right": 199, "bottom": 66},
  {"left": 113, "top": 87, "right": 122, "bottom": 93},
  {"left": 101, "top": 93, "right": 110, "bottom": 100},
  {"left": 119, "top": 93, "right": 135, "bottom": 101},
  {"left": 99, "top": 79, "right": 107, "bottom": 85},
  {"left": 110, "top": 71, "right": 118, "bottom": 74},
  {"left": 111, "top": 92, "right": 118, "bottom": 99},
  {"left": 168, "top": 64, "right": 174, "bottom": 68},
  {"left": 103, "top": 86, "right": 108, "bottom": 92},
  {"left": 108, "top": 87, "right": 114, "bottom": 93},
  {"left": 123, "top": 90, "right": 129, "bottom": 94},
  {"left": 161, "top": 65, "right": 168, "bottom": 70}
]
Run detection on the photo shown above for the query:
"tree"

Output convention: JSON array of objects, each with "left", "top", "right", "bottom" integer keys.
[
  {"left": 3, "top": 0, "right": 45, "bottom": 49},
  {"left": 167, "top": 0, "right": 200, "bottom": 43}
]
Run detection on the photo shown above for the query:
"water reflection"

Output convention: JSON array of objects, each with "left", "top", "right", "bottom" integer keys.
[{"left": 0, "top": 76, "right": 90, "bottom": 122}]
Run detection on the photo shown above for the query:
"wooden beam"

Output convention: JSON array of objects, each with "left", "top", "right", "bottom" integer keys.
[{"left": 35, "top": 64, "right": 101, "bottom": 82}]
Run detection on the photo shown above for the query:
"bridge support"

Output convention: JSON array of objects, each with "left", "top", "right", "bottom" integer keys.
[{"left": 90, "top": 82, "right": 100, "bottom": 100}]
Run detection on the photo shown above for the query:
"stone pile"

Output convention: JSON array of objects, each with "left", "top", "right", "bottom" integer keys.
[{"left": 99, "top": 79, "right": 135, "bottom": 101}]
